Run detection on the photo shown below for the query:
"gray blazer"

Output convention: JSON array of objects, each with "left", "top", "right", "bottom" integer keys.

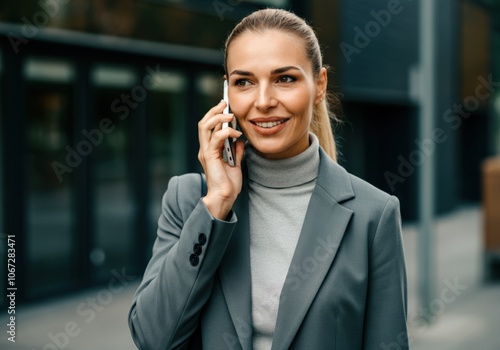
[{"left": 129, "top": 148, "right": 408, "bottom": 350}]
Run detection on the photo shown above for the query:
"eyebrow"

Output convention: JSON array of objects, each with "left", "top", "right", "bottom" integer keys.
[{"left": 229, "top": 66, "right": 301, "bottom": 76}]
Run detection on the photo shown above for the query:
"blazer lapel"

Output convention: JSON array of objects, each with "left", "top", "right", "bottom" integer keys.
[
  {"left": 272, "top": 150, "right": 355, "bottom": 350},
  {"left": 218, "top": 167, "right": 253, "bottom": 350}
]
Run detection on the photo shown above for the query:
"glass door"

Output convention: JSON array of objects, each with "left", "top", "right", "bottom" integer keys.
[
  {"left": 0, "top": 49, "right": 5, "bottom": 300},
  {"left": 91, "top": 64, "right": 137, "bottom": 281},
  {"left": 24, "top": 57, "right": 77, "bottom": 297},
  {"left": 149, "top": 69, "right": 189, "bottom": 229}
]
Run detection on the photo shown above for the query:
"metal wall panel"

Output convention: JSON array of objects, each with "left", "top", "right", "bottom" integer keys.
[
  {"left": 435, "top": 0, "right": 461, "bottom": 212},
  {"left": 339, "top": 0, "right": 419, "bottom": 103}
]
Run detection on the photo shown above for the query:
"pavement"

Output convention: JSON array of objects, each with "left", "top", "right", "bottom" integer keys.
[
  {"left": 2, "top": 204, "right": 499, "bottom": 350},
  {"left": 403, "top": 205, "right": 500, "bottom": 350}
]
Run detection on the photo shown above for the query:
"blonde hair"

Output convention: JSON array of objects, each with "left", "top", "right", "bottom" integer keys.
[{"left": 224, "top": 8, "right": 338, "bottom": 161}]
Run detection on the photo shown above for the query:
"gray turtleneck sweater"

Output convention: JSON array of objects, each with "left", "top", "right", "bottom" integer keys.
[{"left": 245, "top": 133, "right": 320, "bottom": 350}]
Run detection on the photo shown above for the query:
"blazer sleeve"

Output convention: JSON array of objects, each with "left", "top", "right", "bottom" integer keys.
[
  {"left": 362, "top": 195, "right": 409, "bottom": 350},
  {"left": 128, "top": 174, "right": 238, "bottom": 350}
]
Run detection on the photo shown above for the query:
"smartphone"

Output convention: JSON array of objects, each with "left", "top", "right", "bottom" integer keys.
[{"left": 222, "top": 80, "right": 237, "bottom": 167}]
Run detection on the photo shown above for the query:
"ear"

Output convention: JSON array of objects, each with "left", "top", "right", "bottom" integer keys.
[{"left": 315, "top": 67, "right": 328, "bottom": 105}]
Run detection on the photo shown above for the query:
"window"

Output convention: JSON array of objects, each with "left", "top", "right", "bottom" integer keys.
[
  {"left": 24, "top": 57, "right": 77, "bottom": 296},
  {"left": 0, "top": 49, "right": 4, "bottom": 300},
  {"left": 149, "top": 70, "right": 189, "bottom": 228},
  {"left": 145, "top": 0, "right": 290, "bottom": 20},
  {"left": 91, "top": 64, "right": 137, "bottom": 281}
]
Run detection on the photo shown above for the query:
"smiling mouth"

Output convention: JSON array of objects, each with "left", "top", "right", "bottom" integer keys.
[{"left": 252, "top": 119, "right": 289, "bottom": 128}]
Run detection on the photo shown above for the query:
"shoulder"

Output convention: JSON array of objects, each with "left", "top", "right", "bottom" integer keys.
[
  {"left": 347, "top": 172, "right": 400, "bottom": 228},
  {"left": 348, "top": 172, "right": 396, "bottom": 206},
  {"left": 162, "top": 173, "right": 204, "bottom": 220},
  {"left": 320, "top": 154, "right": 399, "bottom": 220},
  {"left": 318, "top": 149, "right": 396, "bottom": 211},
  {"left": 167, "top": 173, "right": 203, "bottom": 192},
  {"left": 347, "top": 170, "right": 400, "bottom": 217},
  {"left": 334, "top": 166, "right": 402, "bottom": 252}
]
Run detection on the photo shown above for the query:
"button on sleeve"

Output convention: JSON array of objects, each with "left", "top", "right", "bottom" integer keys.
[
  {"left": 193, "top": 243, "right": 202, "bottom": 256},
  {"left": 198, "top": 233, "right": 207, "bottom": 246},
  {"left": 189, "top": 254, "right": 199, "bottom": 266}
]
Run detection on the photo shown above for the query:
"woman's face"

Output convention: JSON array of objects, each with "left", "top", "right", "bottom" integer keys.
[{"left": 226, "top": 30, "right": 326, "bottom": 159}]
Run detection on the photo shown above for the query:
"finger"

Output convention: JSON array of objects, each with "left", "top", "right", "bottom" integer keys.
[
  {"left": 198, "top": 113, "right": 234, "bottom": 147},
  {"left": 208, "top": 127, "right": 242, "bottom": 151},
  {"left": 198, "top": 100, "right": 225, "bottom": 146},
  {"left": 199, "top": 126, "right": 228, "bottom": 164},
  {"left": 198, "top": 116, "right": 222, "bottom": 149},
  {"left": 234, "top": 139, "right": 245, "bottom": 168}
]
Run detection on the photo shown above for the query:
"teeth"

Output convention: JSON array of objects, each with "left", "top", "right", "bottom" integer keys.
[{"left": 255, "top": 120, "right": 286, "bottom": 128}]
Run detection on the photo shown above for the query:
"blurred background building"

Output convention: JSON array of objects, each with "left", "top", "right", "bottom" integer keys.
[{"left": 0, "top": 0, "right": 498, "bottom": 307}]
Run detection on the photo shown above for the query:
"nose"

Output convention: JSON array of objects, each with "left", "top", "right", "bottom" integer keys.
[{"left": 254, "top": 84, "right": 277, "bottom": 111}]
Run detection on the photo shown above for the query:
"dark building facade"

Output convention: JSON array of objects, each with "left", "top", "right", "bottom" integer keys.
[{"left": 0, "top": 0, "right": 496, "bottom": 303}]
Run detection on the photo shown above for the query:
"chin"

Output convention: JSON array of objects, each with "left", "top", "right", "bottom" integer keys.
[{"left": 248, "top": 140, "right": 287, "bottom": 158}]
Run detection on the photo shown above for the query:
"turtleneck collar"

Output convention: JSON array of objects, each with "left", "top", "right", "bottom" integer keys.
[{"left": 245, "top": 133, "right": 320, "bottom": 189}]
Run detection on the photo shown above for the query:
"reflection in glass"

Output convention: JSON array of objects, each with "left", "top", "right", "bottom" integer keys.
[
  {"left": 149, "top": 70, "right": 188, "bottom": 228},
  {"left": 244, "top": 0, "right": 289, "bottom": 6},
  {"left": 24, "top": 58, "right": 74, "bottom": 83},
  {"left": 0, "top": 49, "right": 4, "bottom": 298},
  {"left": 25, "top": 58, "right": 76, "bottom": 296},
  {"left": 196, "top": 73, "right": 222, "bottom": 118},
  {"left": 92, "top": 65, "right": 136, "bottom": 281}
]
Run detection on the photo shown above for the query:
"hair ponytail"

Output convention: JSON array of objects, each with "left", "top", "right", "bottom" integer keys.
[{"left": 311, "top": 93, "right": 338, "bottom": 161}]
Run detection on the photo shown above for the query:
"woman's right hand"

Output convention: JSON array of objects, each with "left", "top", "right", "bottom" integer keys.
[{"left": 198, "top": 100, "right": 245, "bottom": 220}]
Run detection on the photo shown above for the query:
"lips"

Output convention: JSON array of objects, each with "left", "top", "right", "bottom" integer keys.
[
  {"left": 253, "top": 120, "right": 287, "bottom": 128},
  {"left": 249, "top": 117, "right": 290, "bottom": 135}
]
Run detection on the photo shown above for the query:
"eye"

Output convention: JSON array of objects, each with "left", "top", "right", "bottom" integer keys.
[
  {"left": 234, "top": 79, "right": 251, "bottom": 87},
  {"left": 277, "top": 75, "right": 296, "bottom": 83}
]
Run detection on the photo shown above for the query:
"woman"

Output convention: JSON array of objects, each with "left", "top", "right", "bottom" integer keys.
[{"left": 129, "top": 8, "right": 408, "bottom": 350}]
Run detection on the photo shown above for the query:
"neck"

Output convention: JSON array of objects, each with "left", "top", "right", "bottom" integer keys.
[{"left": 245, "top": 133, "right": 320, "bottom": 189}]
